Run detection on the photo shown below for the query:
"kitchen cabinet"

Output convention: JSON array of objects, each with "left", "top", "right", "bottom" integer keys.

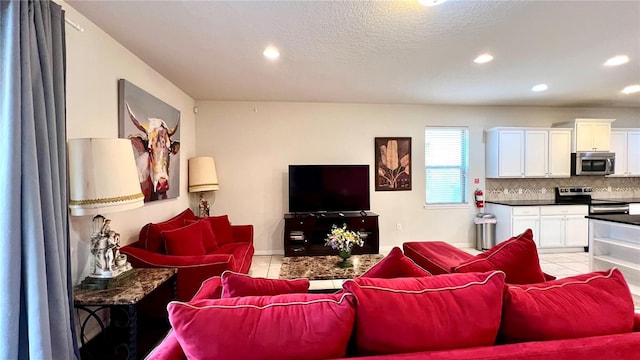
[
  {"left": 564, "top": 215, "right": 589, "bottom": 247},
  {"left": 539, "top": 206, "right": 589, "bottom": 248},
  {"left": 575, "top": 121, "right": 611, "bottom": 151},
  {"left": 609, "top": 129, "right": 640, "bottom": 177},
  {"left": 524, "top": 130, "right": 547, "bottom": 177},
  {"left": 553, "top": 118, "right": 614, "bottom": 152},
  {"left": 486, "top": 203, "right": 588, "bottom": 251},
  {"left": 548, "top": 130, "right": 572, "bottom": 177},
  {"left": 486, "top": 128, "right": 571, "bottom": 178}
]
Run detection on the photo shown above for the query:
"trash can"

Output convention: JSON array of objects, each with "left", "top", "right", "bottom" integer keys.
[{"left": 475, "top": 213, "right": 496, "bottom": 251}]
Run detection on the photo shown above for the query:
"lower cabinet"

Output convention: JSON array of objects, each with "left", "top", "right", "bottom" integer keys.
[
  {"left": 283, "top": 212, "right": 379, "bottom": 257},
  {"left": 487, "top": 204, "right": 588, "bottom": 250},
  {"left": 539, "top": 216, "right": 564, "bottom": 248},
  {"left": 539, "top": 206, "right": 589, "bottom": 248},
  {"left": 564, "top": 215, "right": 589, "bottom": 247}
]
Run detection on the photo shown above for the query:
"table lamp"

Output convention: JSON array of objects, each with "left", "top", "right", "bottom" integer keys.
[
  {"left": 188, "top": 156, "right": 219, "bottom": 217},
  {"left": 68, "top": 138, "right": 145, "bottom": 289}
]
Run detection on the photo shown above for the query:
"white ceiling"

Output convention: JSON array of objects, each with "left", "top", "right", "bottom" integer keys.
[{"left": 66, "top": 0, "right": 640, "bottom": 108}]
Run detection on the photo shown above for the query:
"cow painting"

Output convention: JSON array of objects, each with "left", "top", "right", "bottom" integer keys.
[{"left": 126, "top": 103, "right": 180, "bottom": 202}]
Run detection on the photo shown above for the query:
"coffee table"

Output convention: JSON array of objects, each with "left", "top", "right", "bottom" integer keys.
[{"left": 279, "top": 254, "right": 384, "bottom": 291}]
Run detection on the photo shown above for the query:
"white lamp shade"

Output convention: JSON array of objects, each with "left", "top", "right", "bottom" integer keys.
[
  {"left": 188, "top": 157, "right": 219, "bottom": 192},
  {"left": 68, "top": 138, "right": 144, "bottom": 216}
]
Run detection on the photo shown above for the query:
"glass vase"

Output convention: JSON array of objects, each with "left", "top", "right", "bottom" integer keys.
[{"left": 337, "top": 249, "right": 353, "bottom": 268}]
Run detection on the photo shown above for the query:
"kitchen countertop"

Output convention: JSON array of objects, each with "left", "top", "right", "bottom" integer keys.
[
  {"left": 487, "top": 198, "right": 640, "bottom": 207},
  {"left": 586, "top": 214, "right": 640, "bottom": 226},
  {"left": 592, "top": 197, "right": 640, "bottom": 204},
  {"left": 487, "top": 200, "right": 571, "bottom": 206}
]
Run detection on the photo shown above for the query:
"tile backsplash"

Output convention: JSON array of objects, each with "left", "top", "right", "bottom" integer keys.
[{"left": 486, "top": 177, "right": 640, "bottom": 201}]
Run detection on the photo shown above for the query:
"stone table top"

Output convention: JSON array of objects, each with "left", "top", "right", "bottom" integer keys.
[
  {"left": 73, "top": 268, "right": 177, "bottom": 306},
  {"left": 279, "top": 254, "right": 385, "bottom": 280}
]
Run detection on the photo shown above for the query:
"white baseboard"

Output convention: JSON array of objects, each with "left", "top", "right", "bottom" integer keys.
[{"left": 254, "top": 249, "right": 285, "bottom": 256}]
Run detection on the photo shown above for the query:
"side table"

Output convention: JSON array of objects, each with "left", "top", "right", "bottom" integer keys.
[{"left": 73, "top": 268, "right": 177, "bottom": 360}]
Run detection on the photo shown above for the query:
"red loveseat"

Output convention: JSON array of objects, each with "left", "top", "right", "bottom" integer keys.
[
  {"left": 120, "top": 209, "right": 254, "bottom": 300},
  {"left": 147, "top": 268, "right": 640, "bottom": 360}
]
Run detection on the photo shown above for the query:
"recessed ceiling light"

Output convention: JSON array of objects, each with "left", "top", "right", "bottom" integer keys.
[
  {"left": 473, "top": 54, "right": 494, "bottom": 64},
  {"left": 263, "top": 47, "right": 280, "bottom": 60},
  {"left": 418, "top": 0, "right": 448, "bottom": 6},
  {"left": 531, "top": 84, "right": 548, "bottom": 92},
  {"left": 604, "top": 55, "right": 629, "bottom": 66},
  {"left": 621, "top": 84, "right": 640, "bottom": 94}
]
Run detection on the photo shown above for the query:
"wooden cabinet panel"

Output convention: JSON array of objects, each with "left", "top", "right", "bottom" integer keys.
[
  {"left": 283, "top": 212, "right": 379, "bottom": 257},
  {"left": 548, "top": 130, "right": 571, "bottom": 177},
  {"left": 525, "top": 130, "right": 548, "bottom": 177},
  {"left": 609, "top": 130, "right": 640, "bottom": 177},
  {"left": 498, "top": 130, "right": 525, "bottom": 177},
  {"left": 486, "top": 128, "right": 570, "bottom": 178}
]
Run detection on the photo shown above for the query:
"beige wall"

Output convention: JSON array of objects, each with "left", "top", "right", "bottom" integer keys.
[
  {"left": 194, "top": 101, "right": 639, "bottom": 254},
  {"left": 60, "top": 1, "right": 197, "bottom": 284}
]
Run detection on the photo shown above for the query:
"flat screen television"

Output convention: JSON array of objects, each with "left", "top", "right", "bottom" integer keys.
[{"left": 288, "top": 165, "right": 370, "bottom": 213}]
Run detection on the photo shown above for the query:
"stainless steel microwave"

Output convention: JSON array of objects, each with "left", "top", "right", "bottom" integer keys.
[{"left": 571, "top": 152, "right": 615, "bottom": 176}]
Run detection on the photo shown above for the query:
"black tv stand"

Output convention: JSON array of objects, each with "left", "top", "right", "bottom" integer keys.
[{"left": 283, "top": 212, "right": 379, "bottom": 257}]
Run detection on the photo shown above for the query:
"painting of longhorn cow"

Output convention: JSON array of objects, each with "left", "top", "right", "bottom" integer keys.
[{"left": 118, "top": 79, "right": 181, "bottom": 202}]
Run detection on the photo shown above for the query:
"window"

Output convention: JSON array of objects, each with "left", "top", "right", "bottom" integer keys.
[{"left": 424, "top": 127, "right": 469, "bottom": 205}]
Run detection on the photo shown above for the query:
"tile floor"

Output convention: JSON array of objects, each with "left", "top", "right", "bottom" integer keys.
[{"left": 249, "top": 248, "right": 639, "bottom": 308}]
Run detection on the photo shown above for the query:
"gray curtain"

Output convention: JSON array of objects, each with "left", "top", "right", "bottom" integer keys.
[{"left": 0, "top": 0, "right": 79, "bottom": 358}]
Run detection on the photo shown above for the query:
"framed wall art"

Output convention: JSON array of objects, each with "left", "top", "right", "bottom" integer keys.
[
  {"left": 374, "top": 137, "right": 411, "bottom": 191},
  {"left": 118, "top": 79, "right": 181, "bottom": 202}
]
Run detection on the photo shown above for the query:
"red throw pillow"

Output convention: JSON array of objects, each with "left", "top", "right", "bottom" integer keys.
[
  {"left": 500, "top": 268, "right": 635, "bottom": 343},
  {"left": 361, "top": 247, "right": 431, "bottom": 278},
  {"left": 192, "top": 276, "right": 223, "bottom": 301},
  {"left": 221, "top": 271, "right": 310, "bottom": 298},
  {"left": 342, "top": 271, "right": 505, "bottom": 355},
  {"left": 168, "top": 293, "right": 356, "bottom": 360},
  {"left": 141, "top": 208, "right": 197, "bottom": 253},
  {"left": 452, "top": 229, "right": 546, "bottom": 284},
  {"left": 162, "top": 220, "right": 217, "bottom": 256},
  {"left": 198, "top": 215, "right": 234, "bottom": 246},
  {"left": 179, "top": 219, "right": 218, "bottom": 252}
]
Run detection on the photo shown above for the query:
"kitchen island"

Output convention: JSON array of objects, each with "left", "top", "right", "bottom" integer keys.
[{"left": 587, "top": 214, "right": 640, "bottom": 300}]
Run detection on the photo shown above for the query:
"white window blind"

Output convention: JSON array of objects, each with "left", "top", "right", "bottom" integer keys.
[{"left": 425, "top": 127, "right": 469, "bottom": 204}]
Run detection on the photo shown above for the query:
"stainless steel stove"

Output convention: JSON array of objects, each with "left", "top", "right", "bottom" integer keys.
[{"left": 555, "top": 187, "right": 629, "bottom": 215}]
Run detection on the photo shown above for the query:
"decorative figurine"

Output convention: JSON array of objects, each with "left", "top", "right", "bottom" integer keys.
[{"left": 89, "top": 215, "right": 132, "bottom": 278}]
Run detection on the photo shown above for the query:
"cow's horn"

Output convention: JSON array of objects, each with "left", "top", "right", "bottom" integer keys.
[{"left": 126, "top": 103, "right": 148, "bottom": 132}]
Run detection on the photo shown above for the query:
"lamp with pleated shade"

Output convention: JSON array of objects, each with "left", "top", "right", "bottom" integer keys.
[
  {"left": 68, "top": 138, "right": 144, "bottom": 288},
  {"left": 188, "top": 156, "right": 219, "bottom": 217}
]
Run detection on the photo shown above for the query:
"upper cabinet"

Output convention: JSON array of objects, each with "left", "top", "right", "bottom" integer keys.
[
  {"left": 554, "top": 118, "right": 615, "bottom": 152},
  {"left": 486, "top": 128, "right": 571, "bottom": 178},
  {"left": 609, "top": 129, "right": 640, "bottom": 177}
]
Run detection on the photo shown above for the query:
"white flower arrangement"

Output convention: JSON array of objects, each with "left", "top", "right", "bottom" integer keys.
[{"left": 324, "top": 224, "right": 364, "bottom": 254}]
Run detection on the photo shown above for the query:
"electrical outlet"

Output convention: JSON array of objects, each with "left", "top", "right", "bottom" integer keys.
[
  {"left": 396, "top": 223, "right": 402, "bottom": 231},
  {"left": 608, "top": 186, "right": 612, "bottom": 192},
  {"left": 503, "top": 188, "right": 509, "bottom": 194},
  {"left": 541, "top": 188, "right": 547, "bottom": 194},
  {"left": 518, "top": 188, "right": 523, "bottom": 194}
]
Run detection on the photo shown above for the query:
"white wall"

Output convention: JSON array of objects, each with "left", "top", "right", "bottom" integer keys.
[
  {"left": 60, "top": 1, "right": 196, "bottom": 284},
  {"left": 194, "top": 101, "right": 639, "bottom": 254}
]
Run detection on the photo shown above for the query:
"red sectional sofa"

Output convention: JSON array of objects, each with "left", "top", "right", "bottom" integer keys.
[
  {"left": 120, "top": 209, "right": 254, "bottom": 300},
  {"left": 147, "top": 267, "right": 640, "bottom": 360}
]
